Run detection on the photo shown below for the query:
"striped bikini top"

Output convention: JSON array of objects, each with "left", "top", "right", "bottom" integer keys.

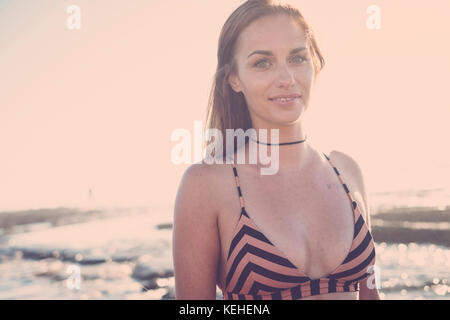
[{"left": 222, "top": 153, "right": 376, "bottom": 300}]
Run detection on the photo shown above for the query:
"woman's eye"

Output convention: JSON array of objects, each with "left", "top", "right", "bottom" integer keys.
[
  {"left": 254, "top": 59, "right": 270, "bottom": 68},
  {"left": 254, "top": 56, "right": 307, "bottom": 68},
  {"left": 291, "top": 55, "right": 306, "bottom": 63}
]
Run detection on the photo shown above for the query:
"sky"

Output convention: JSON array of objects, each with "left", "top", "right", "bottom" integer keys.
[{"left": 1, "top": 0, "right": 449, "bottom": 210}]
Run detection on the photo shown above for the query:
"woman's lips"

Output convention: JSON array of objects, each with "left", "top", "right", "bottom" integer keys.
[{"left": 269, "top": 96, "right": 301, "bottom": 106}]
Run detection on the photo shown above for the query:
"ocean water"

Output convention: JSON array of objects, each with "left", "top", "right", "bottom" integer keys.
[{"left": 0, "top": 189, "right": 449, "bottom": 300}]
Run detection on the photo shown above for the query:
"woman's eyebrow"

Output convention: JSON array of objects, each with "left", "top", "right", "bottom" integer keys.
[{"left": 247, "top": 46, "right": 306, "bottom": 59}]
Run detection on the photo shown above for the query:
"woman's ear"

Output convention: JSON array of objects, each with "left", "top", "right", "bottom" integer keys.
[{"left": 228, "top": 72, "right": 242, "bottom": 93}]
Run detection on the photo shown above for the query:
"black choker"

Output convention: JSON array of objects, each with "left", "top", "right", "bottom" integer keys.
[{"left": 250, "top": 135, "right": 307, "bottom": 146}]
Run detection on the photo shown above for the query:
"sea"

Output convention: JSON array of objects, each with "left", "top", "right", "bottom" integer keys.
[{"left": 0, "top": 186, "right": 449, "bottom": 300}]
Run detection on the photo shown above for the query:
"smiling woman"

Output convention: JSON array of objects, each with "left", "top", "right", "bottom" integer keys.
[
  {"left": 173, "top": 0, "right": 380, "bottom": 300},
  {"left": 203, "top": 1, "right": 324, "bottom": 158}
]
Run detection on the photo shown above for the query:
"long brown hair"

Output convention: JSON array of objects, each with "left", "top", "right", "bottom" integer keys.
[{"left": 203, "top": 0, "right": 325, "bottom": 161}]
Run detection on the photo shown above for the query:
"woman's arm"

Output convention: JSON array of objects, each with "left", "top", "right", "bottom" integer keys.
[
  {"left": 172, "top": 163, "right": 221, "bottom": 300},
  {"left": 358, "top": 197, "right": 381, "bottom": 300},
  {"left": 331, "top": 151, "right": 381, "bottom": 300},
  {"left": 356, "top": 191, "right": 381, "bottom": 300}
]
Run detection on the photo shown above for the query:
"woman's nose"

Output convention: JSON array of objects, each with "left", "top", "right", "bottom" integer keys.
[{"left": 276, "top": 64, "right": 296, "bottom": 87}]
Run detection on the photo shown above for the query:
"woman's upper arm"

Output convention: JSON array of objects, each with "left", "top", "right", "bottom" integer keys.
[
  {"left": 172, "top": 163, "right": 221, "bottom": 300},
  {"left": 330, "top": 150, "right": 372, "bottom": 229},
  {"left": 330, "top": 150, "right": 380, "bottom": 299}
]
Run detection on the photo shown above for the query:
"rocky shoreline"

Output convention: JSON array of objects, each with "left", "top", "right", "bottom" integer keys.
[{"left": 0, "top": 205, "right": 449, "bottom": 300}]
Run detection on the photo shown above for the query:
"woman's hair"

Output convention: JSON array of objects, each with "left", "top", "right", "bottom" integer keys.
[{"left": 203, "top": 0, "right": 325, "bottom": 160}]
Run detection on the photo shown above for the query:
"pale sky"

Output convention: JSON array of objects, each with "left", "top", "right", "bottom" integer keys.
[{"left": 1, "top": 0, "right": 449, "bottom": 210}]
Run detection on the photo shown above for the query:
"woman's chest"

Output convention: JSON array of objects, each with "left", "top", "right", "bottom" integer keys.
[
  {"left": 240, "top": 173, "right": 356, "bottom": 275},
  {"left": 217, "top": 163, "right": 359, "bottom": 287}
]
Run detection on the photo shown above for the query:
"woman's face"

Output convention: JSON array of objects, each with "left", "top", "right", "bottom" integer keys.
[{"left": 228, "top": 14, "right": 315, "bottom": 127}]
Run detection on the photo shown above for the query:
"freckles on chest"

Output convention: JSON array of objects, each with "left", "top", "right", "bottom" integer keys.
[
  {"left": 326, "top": 182, "right": 342, "bottom": 190},
  {"left": 291, "top": 189, "right": 355, "bottom": 245},
  {"left": 271, "top": 190, "right": 352, "bottom": 236},
  {"left": 247, "top": 168, "right": 355, "bottom": 237}
]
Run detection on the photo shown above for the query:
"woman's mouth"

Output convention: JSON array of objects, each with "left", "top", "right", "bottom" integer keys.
[{"left": 269, "top": 95, "right": 301, "bottom": 106}]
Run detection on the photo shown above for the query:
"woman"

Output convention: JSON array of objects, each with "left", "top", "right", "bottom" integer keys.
[{"left": 173, "top": 0, "right": 380, "bottom": 300}]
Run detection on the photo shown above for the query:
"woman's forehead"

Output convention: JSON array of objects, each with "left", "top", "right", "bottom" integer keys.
[{"left": 236, "top": 16, "right": 308, "bottom": 56}]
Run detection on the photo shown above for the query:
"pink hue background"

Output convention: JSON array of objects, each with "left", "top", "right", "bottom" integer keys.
[{"left": 1, "top": 0, "right": 449, "bottom": 212}]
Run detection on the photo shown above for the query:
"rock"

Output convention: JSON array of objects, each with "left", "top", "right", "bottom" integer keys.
[
  {"left": 161, "top": 286, "right": 175, "bottom": 300},
  {"left": 141, "top": 278, "right": 159, "bottom": 291},
  {"left": 131, "top": 254, "right": 173, "bottom": 280},
  {"left": 156, "top": 223, "right": 172, "bottom": 230}
]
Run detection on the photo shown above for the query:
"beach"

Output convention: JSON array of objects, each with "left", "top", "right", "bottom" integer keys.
[{"left": 0, "top": 198, "right": 449, "bottom": 300}]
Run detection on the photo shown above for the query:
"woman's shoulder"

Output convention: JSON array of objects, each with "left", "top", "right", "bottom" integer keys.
[
  {"left": 182, "top": 159, "right": 234, "bottom": 184},
  {"left": 327, "top": 150, "right": 371, "bottom": 221},
  {"left": 174, "top": 161, "right": 230, "bottom": 228},
  {"left": 328, "top": 150, "right": 365, "bottom": 185},
  {"left": 328, "top": 150, "right": 361, "bottom": 172},
  {"left": 177, "top": 160, "right": 234, "bottom": 206}
]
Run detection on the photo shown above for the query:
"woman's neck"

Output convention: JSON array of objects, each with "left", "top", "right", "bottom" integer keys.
[{"left": 237, "top": 125, "right": 312, "bottom": 175}]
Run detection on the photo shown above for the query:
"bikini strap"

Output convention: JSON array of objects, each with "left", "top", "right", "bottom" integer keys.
[
  {"left": 232, "top": 155, "right": 358, "bottom": 220},
  {"left": 322, "top": 152, "right": 358, "bottom": 211},
  {"left": 231, "top": 163, "right": 247, "bottom": 213}
]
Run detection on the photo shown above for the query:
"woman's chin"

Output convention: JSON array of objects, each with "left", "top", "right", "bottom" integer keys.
[
  {"left": 272, "top": 105, "right": 305, "bottom": 122},
  {"left": 269, "top": 113, "right": 304, "bottom": 126}
]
